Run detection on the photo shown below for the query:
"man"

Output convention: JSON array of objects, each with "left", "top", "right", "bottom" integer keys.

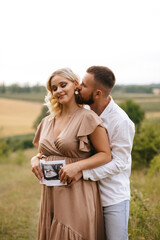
[{"left": 74, "top": 66, "right": 135, "bottom": 240}]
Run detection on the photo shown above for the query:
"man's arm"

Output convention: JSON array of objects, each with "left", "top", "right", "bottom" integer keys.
[{"left": 83, "top": 120, "right": 135, "bottom": 181}]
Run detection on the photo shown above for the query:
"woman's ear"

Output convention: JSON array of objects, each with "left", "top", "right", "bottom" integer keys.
[{"left": 74, "top": 81, "right": 79, "bottom": 87}]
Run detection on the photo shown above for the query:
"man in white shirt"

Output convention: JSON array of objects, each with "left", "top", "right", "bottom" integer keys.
[{"left": 74, "top": 66, "right": 135, "bottom": 240}]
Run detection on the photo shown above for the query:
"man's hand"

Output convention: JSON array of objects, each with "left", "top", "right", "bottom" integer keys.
[{"left": 31, "top": 154, "right": 44, "bottom": 182}]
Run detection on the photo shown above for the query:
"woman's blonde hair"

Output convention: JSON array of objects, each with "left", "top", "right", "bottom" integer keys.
[{"left": 45, "top": 68, "right": 80, "bottom": 117}]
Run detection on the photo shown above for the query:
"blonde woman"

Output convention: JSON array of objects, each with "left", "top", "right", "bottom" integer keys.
[{"left": 31, "top": 68, "right": 111, "bottom": 240}]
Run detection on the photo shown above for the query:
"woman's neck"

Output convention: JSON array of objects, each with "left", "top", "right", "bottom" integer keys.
[{"left": 60, "top": 102, "right": 80, "bottom": 117}]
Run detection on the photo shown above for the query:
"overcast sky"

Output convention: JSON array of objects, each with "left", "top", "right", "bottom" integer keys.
[{"left": 0, "top": 0, "right": 160, "bottom": 86}]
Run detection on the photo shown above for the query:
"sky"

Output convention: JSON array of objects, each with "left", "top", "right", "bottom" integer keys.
[{"left": 0, "top": 0, "right": 160, "bottom": 86}]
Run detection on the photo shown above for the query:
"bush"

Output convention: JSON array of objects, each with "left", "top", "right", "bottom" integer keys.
[
  {"left": 148, "top": 154, "right": 160, "bottom": 177},
  {"left": 0, "top": 139, "right": 10, "bottom": 156},
  {"left": 0, "top": 134, "right": 35, "bottom": 161},
  {"left": 33, "top": 105, "right": 49, "bottom": 129},
  {"left": 132, "top": 119, "right": 160, "bottom": 168},
  {"left": 119, "top": 99, "right": 145, "bottom": 127}
]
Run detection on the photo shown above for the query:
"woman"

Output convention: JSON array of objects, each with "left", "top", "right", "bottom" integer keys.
[{"left": 31, "top": 68, "right": 111, "bottom": 240}]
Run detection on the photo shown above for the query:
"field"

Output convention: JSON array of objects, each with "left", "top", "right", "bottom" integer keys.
[
  {"left": 112, "top": 92, "right": 160, "bottom": 113},
  {"left": 0, "top": 98, "right": 42, "bottom": 137},
  {"left": 0, "top": 94, "right": 160, "bottom": 239},
  {"left": 0, "top": 149, "right": 159, "bottom": 240},
  {"left": 0, "top": 149, "right": 40, "bottom": 240}
]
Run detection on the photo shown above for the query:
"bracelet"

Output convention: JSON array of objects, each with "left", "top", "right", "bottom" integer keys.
[{"left": 36, "top": 153, "right": 42, "bottom": 159}]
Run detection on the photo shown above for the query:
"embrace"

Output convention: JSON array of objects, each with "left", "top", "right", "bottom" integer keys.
[{"left": 31, "top": 66, "right": 135, "bottom": 240}]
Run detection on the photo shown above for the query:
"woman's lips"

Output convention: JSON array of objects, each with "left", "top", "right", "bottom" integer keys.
[{"left": 58, "top": 94, "right": 66, "bottom": 99}]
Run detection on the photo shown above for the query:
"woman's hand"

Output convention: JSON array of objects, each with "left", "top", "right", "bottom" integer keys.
[
  {"left": 59, "top": 162, "right": 82, "bottom": 184},
  {"left": 31, "top": 153, "right": 44, "bottom": 182}
]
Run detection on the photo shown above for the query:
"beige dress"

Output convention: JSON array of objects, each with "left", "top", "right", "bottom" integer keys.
[{"left": 33, "top": 108, "right": 106, "bottom": 240}]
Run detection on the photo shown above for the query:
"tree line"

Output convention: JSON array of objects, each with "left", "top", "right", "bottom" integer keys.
[
  {"left": 0, "top": 83, "right": 160, "bottom": 94},
  {"left": 0, "top": 83, "right": 46, "bottom": 93},
  {"left": 112, "top": 84, "right": 160, "bottom": 94}
]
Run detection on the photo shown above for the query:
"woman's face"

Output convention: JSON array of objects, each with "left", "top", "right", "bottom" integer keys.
[{"left": 50, "top": 75, "right": 76, "bottom": 104}]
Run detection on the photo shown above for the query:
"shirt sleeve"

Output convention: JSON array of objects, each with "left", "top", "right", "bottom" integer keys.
[
  {"left": 77, "top": 110, "right": 104, "bottom": 152},
  {"left": 83, "top": 119, "right": 135, "bottom": 180}
]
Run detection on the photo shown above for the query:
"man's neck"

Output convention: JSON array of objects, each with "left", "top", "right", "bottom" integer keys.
[{"left": 90, "top": 96, "right": 111, "bottom": 116}]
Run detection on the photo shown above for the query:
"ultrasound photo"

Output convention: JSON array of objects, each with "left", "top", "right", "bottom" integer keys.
[{"left": 40, "top": 160, "right": 67, "bottom": 186}]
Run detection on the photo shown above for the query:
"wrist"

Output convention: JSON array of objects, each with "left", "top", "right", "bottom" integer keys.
[
  {"left": 77, "top": 161, "right": 83, "bottom": 172},
  {"left": 36, "top": 153, "right": 42, "bottom": 159}
]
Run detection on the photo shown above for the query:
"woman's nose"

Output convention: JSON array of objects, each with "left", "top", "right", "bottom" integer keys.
[{"left": 57, "top": 87, "right": 63, "bottom": 93}]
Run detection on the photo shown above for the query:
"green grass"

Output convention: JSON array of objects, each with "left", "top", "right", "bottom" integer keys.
[
  {"left": 112, "top": 93, "right": 160, "bottom": 112},
  {"left": 137, "top": 102, "right": 160, "bottom": 112},
  {"left": 0, "top": 149, "right": 41, "bottom": 240},
  {"left": 0, "top": 149, "right": 160, "bottom": 239},
  {"left": 129, "top": 170, "right": 160, "bottom": 240}
]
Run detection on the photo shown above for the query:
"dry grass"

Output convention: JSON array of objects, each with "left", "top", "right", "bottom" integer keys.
[
  {"left": 0, "top": 98, "right": 42, "bottom": 137},
  {"left": 146, "top": 111, "right": 160, "bottom": 119}
]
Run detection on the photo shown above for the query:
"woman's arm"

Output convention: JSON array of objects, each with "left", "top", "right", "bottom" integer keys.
[{"left": 59, "top": 126, "right": 111, "bottom": 183}]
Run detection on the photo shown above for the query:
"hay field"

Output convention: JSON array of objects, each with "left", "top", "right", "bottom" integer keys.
[
  {"left": 146, "top": 111, "right": 160, "bottom": 119},
  {"left": 0, "top": 98, "right": 42, "bottom": 137}
]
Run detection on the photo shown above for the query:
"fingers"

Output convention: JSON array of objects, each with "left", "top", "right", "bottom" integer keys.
[
  {"left": 59, "top": 169, "right": 68, "bottom": 184},
  {"left": 32, "top": 166, "right": 44, "bottom": 182},
  {"left": 67, "top": 172, "right": 83, "bottom": 187},
  {"left": 59, "top": 168, "right": 63, "bottom": 178},
  {"left": 67, "top": 180, "right": 75, "bottom": 187},
  {"left": 59, "top": 167, "right": 71, "bottom": 184}
]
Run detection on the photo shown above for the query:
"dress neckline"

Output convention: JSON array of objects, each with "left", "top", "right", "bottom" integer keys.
[{"left": 53, "top": 107, "right": 82, "bottom": 141}]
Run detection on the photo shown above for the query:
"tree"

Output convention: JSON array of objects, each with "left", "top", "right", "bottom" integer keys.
[
  {"left": 33, "top": 105, "right": 49, "bottom": 129},
  {"left": 119, "top": 99, "right": 145, "bottom": 127},
  {"left": 132, "top": 119, "right": 160, "bottom": 168},
  {"left": 0, "top": 83, "right": 6, "bottom": 93}
]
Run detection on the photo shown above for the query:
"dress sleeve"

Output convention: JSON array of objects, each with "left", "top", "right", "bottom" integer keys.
[
  {"left": 32, "top": 119, "right": 44, "bottom": 147},
  {"left": 77, "top": 110, "right": 104, "bottom": 152}
]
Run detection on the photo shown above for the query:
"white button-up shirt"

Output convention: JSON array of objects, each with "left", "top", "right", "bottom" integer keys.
[{"left": 83, "top": 97, "right": 135, "bottom": 206}]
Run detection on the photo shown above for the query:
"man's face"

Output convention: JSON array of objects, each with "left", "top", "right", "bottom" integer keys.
[{"left": 78, "top": 73, "right": 95, "bottom": 105}]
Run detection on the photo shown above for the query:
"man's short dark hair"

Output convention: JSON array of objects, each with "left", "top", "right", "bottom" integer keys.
[{"left": 86, "top": 66, "right": 116, "bottom": 89}]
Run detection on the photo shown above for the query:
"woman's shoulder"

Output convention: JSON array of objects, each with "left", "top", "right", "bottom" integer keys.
[
  {"left": 38, "top": 114, "right": 53, "bottom": 126},
  {"left": 79, "top": 107, "right": 100, "bottom": 119},
  {"left": 77, "top": 108, "right": 102, "bottom": 125}
]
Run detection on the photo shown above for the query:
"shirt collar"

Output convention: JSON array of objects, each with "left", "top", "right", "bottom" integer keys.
[{"left": 100, "top": 96, "right": 115, "bottom": 118}]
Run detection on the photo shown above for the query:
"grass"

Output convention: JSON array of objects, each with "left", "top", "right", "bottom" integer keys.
[
  {"left": 0, "top": 149, "right": 160, "bottom": 240},
  {"left": 0, "top": 98, "right": 42, "bottom": 137},
  {"left": 0, "top": 93, "right": 160, "bottom": 239},
  {"left": 1, "top": 92, "right": 160, "bottom": 112},
  {"left": 129, "top": 170, "right": 160, "bottom": 240},
  {"left": 0, "top": 148, "right": 41, "bottom": 240},
  {"left": 0, "top": 92, "right": 45, "bottom": 103},
  {"left": 112, "top": 93, "right": 160, "bottom": 112}
]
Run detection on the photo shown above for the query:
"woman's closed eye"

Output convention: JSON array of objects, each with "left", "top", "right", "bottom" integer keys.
[
  {"left": 60, "top": 82, "right": 67, "bottom": 88},
  {"left": 51, "top": 82, "right": 67, "bottom": 92},
  {"left": 52, "top": 86, "right": 57, "bottom": 92}
]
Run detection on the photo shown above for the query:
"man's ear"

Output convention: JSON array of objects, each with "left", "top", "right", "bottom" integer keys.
[{"left": 95, "top": 89, "right": 103, "bottom": 97}]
